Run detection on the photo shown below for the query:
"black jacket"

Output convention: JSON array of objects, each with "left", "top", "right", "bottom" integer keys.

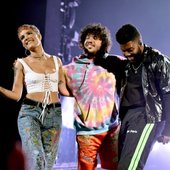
[
  {"left": 94, "top": 46, "right": 170, "bottom": 136},
  {"left": 121, "top": 45, "right": 170, "bottom": 136}
]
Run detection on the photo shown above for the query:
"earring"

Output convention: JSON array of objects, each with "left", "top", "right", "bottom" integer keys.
[{"left": 25, "top": 49, "right": 30, "bottom": 56}]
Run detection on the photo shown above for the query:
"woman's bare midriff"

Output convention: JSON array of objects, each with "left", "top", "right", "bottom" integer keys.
[{"left": 26, "top": 92, "right": 60, "bottom": 103}]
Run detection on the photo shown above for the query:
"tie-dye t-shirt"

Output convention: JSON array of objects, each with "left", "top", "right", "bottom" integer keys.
[{"left": 64, "top": 55, "right": 119, "bottom": 135}]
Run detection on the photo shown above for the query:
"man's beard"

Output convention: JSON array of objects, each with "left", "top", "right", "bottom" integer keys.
[{"left": 132, "top": 50, "right": 143, "bottom": 64}]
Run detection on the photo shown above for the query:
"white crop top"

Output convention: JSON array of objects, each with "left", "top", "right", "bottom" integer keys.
[{"left": 18, "top": 56, "right": 59, "bottom": 93}]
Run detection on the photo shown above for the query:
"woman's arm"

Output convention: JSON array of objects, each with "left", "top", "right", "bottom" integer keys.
[
  {"left": 0, "top": 59, "right": 24, "bottom": 101},
  {"left": 57, "top": 57, "right": 72, "bottom": 97}
]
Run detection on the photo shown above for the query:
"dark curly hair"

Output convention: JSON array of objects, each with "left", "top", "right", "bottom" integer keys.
[
  {"left": 115, "top": 24, "right": 141, "bottom": 44},
  {"left": 79, "top": 23, "right": 112, "bottom": 54}
]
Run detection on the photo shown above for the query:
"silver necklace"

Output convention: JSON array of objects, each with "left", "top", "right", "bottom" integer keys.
[{"left": 131, "top": 62, "right": 143, "bottom": 74}]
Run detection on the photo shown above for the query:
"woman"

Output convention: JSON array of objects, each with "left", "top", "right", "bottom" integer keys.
[{"left": 0, "top": 24, "right": 70, "bottom": 170}]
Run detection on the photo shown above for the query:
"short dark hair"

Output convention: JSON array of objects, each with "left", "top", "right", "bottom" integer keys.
[
  {"left": 115, "top": 24, "right": 141, "bottom": 44},
  {"left": 79, "top": 23, "right": 112, "bottom": 53},
  {"left": 17, "top": 24, "right": 40, "bottom": 39}
]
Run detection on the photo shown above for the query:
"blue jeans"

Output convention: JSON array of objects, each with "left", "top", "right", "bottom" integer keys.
[{"left": 18, "top": 99, "right": 62, "bottom": 170}]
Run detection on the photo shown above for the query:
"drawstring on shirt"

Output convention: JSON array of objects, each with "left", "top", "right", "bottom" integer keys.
[
  {"left": 38, "top": 90, "right": 51, "bottom": 123},
  {"left": 38, "top": 74, "right": 52, "bottom": 124}
]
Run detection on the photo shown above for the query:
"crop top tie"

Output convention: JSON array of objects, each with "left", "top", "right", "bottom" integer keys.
[{"left": 18, "top": 56, "right": 59, "bottom": 123}]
